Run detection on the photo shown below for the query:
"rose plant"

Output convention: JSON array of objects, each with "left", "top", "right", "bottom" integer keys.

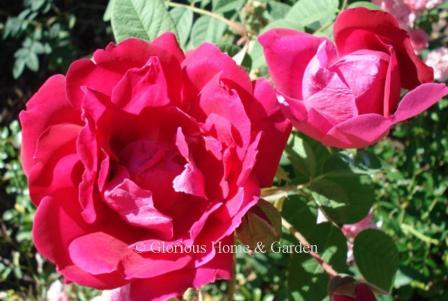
[{"left": 14, "top": 0, "right": 448, "bottom": 300}]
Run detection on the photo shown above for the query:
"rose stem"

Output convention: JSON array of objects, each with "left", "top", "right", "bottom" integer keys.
[{"left": 281, "top": 217, "right": 338, "bottom": 278}]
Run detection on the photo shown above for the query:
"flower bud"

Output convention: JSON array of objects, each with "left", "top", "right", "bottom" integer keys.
[
  {"left": 329, "top": 276, "right": 377, "bottom": 301},
  {"left": 236, "top": 199, "right": 281, "bottom": 250}
]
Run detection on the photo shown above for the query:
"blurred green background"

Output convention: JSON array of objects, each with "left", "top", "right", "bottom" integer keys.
[{"left": 0, "top": 0, "right": 447, "bottom": 300}]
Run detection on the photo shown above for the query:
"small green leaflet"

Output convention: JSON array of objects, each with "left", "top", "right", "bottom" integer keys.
[{"left": 111, "top": 0, "right": 177, "bottom": 42}]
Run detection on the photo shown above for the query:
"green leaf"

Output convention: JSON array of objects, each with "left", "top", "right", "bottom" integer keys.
[
  {"left": 308, "top": 155, "right": 375, "bottom": 224},
  {"left": 189, "top": 0, "right": 212, "bottom": 8},
  {"left": 25, "top": 52, "right": 39, "bottom": 71},
  {"left": 353, "top": 229, "right": 399, "bottom": 292},
  {"left": 353, "top": 150, "right": 382, "bottom": 171},
  {"left": 348, "top": 1, "right": 380, "bottom": 9},
  {"left": 212, "top": 0, "right": 245, "bottom": 12},
  {"left": 103, "top": 0, "right": 113, "bottom": 21},
  {"left": 264, "top": 18, "right": 303, "bottom": 31},
  {"left": 3, "top": 18, "right": 22, "bottom": 38},
  {"left": 218, "top": 41, "right": 240, "bottom": 57},
  {"left": 30, "top": 0, "right": 46, "bottom": 11},
  {"left": 12, "top": 59, "right": 25, "bottom": 79},
  {"left": 269, "top": 1, "right": 291, "bottom": 20},
  {"left": 111, "top": 0, "right": 176, "bottom": 42},
  {"left": 286, "top": 0, "right": 339, "bottom": 28},
  {"left": 30, "top": 41, "right": 45, "bottom": 54},
  {"left": 283, "top": 195, "right": 348, "bottom": 301},
  {"left": 283, "top": 134, "right": 375, "bottom": 224},
  {"left": 288, "top": 255, "right": 330, "bottom": 301},
  {"left": 189, "top": 16, "right": 226, "bottom": 48},
  {"left": 170, "top": 7, "right": 193, "bottom": 47},
  {"left": 286, "top": 133, "right": 330, "bottom": 181}
]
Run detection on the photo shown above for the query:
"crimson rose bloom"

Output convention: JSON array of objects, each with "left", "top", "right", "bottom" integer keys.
[
  {"left": 332, "top": 283, "right": 377, "bottom": 301},
  {"left": 20, "top": 33, "right": 290, "bottom": 301},
  {"left": 260, "top": 8, "right": 448, "bottom": 148}
]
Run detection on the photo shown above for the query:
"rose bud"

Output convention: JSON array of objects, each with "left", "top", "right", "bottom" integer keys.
[
  {"left": 332, "top": 283, "right": 377, "bottom": 301},
  {"left": 329, "top": 276, "right": 377, "bottom": 301},
  {"left": 260, "top": 8, "right": 448, "bottom": 148},
  {"left": 20, "top": 33, "right": 291, "bottom": 301},
  {"left": 236, "top": 199, "right": 282, "bottom": 250}
]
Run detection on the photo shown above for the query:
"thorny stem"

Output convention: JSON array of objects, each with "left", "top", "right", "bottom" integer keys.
[
  {"left": 262, "top": 185, "right": 300, "bottom": 202},
  {"left": 166, "top": 1, "right": 246, "bottom": 36},
  {"left": 262, "top": 178, "right": 320, "bottom": 202},
  {"left": 281, "top": 218, "right": 338, "bottom": 278}
]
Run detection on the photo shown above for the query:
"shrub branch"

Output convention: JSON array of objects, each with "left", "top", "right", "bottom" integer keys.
[{"left": 281, "top": 217, "right": 338, "bottom": 278}]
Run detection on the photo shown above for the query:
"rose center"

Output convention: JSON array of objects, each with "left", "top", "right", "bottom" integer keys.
[
  {"left": 119, "top": 139, "right": 185, "bottom": 182},
  {"left": 102, "top": 139, "right": 186, "bottom": 239}
]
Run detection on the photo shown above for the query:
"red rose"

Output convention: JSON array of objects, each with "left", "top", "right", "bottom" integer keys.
[
  {"left": 260, "top": 8, "right": 448, "bottom": 148},
  {"left": 332, "top": 283, "right": 377, "bottom": 301},
  {"left": 20, "top": 33, "right": 290, "bottom": 301}
]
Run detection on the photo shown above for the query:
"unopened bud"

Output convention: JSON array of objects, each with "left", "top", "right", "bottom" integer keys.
[
  {"left": 236, "top": 199, "right": 281, "bottom": 250},
  {"left": 329, "top": 276, "right": 377, "bottom": 301}
]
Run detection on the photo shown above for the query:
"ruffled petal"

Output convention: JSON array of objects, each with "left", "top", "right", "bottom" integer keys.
[
  {"left": 118, "top": 236, "right": 233, "bottom": 301},
  {"left": 68, "top": 232, "right": 129, "bottom": 275},
  {"left": 68, "top": 33, "right": 185, "bottom": 108},
  {"left": 77, "top": 120, "right": 100, "bottom": 224},
  {"left": 93, "top": 34, "right": 184, "bottom": 73},
  {"left": 33, "top": 191, "right": 128, "bottom": 289},
  {"left": 331, "top": 49, "right": 389, "bottom": 115},
  {"left": 111, "top": 57, "right": 170, "bottom": 114},
  {"left": 66, "top": 58, "right": 123, "bottom": 108},
  {"left": 197, "top": 177, "right": 260, "bottom": 243},
  {"left": 173, "top": 128, "right": 207, "bottom": 198},
  {"left": 19, "top": 75, "right": 81, "bottom": 175},
  {"left": 382, "top": 47, "right": 401, "bottom": 116},
  {"left": 302, "top": 40, "right": 338, "bottom": 99},
  {"left": 334, "top": 7, "right": 433, "bottom": 88},
  {"left": 249, "top": 79, "right": 291, "bottom": 187},
  {"left": 259, "top": 28, "right": 326, "bottom": 99},
  {"left": 304, "top": 73, "right": 357, "bottom": 125},
  {"left": 104, "top": 179, "right": 174, "bottom": 239},
  {"left": 27, "top": 123, "right": 81, "bottom": 204},
  {"left": 392, "top": 83, "right": 448, "bottom": 123},
  {"left": 33, "top": 190, "right": 87, "bottom": 267},
  {"left": 183, "top": 43, "right": 252, "bottom": 96},
  {"left": 60, "top": 265, "right": 129, "bottom": 290},
  {"left": 199, "top": 74, "right": 252, "bottom": 152},
  {"left": 325, "top": 114, "right": 393, "bottom": 148}
]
